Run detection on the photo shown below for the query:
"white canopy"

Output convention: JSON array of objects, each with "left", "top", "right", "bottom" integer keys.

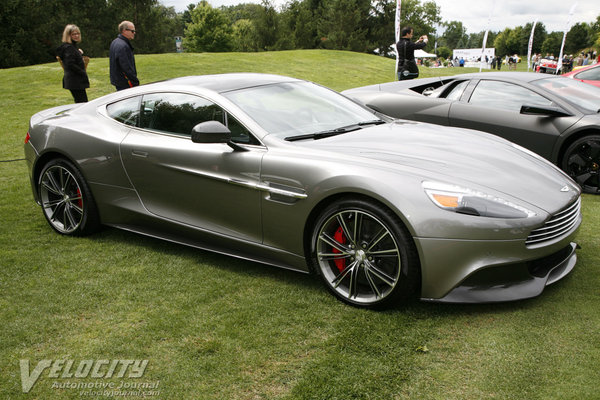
[{"left": 414, "top": 49, "right": 436, "bottom": 58}]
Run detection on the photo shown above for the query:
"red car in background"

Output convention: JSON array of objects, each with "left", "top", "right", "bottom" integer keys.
[
  {"left": 563, "top": 63, "right": 600, "bottom": 88},
  {"left": 536, "top": 58, "right": 558, "bottom": 74}
]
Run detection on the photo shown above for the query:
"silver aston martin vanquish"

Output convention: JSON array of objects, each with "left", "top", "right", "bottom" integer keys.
[{"left": 24, "top": 73, "right": 582, "bottom": 308}]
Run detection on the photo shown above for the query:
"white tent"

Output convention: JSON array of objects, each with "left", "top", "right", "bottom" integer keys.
[{"left": 414, "top": 49, "right": 436, "bottom": 58}]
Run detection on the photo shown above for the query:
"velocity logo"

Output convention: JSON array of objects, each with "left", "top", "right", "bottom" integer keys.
[{"left": 20, "top": 359, "right": 148, "bottom": 393}]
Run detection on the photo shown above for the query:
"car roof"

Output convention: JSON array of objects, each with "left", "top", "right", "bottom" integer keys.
[{"left": 144, "top": 73, "right": 303, "bottom": 93}]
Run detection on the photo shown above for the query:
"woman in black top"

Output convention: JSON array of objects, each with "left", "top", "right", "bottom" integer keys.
[{"left": 57, "top": 24, "right": 90, "bottom": 103}]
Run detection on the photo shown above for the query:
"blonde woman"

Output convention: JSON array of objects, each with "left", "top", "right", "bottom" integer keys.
[{"left": 56, "top": 24, "right": 89, "bottom": 103}]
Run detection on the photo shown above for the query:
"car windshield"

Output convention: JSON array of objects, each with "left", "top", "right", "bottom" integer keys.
[
  {"left": 532, "top": 77, "right": 600, "bottom": 113},
  {"left": 222, "top": 81, "right": 380, "bottom": 139}
]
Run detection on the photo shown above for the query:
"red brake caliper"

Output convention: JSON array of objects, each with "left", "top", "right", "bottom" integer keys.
[
  {"left": 333, "top": 226, "right": 346, "bottom": 272},
  {"left": 76, "top": 188, "right": 83, "bottom": 208}
]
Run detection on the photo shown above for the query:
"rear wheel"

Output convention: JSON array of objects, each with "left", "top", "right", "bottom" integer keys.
[
  {"left": 38, "top": 158, "right": 100, "bottom": 235},
  {"left": 562, "top": 135, "right": 600, "bottom": 194},
  {"left": 311, "top": 198, "right": 419, "bottom": 308}
]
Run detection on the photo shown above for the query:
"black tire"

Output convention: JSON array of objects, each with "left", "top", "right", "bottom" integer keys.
[
  {"left": 561, "top": 135, "right": 600, "bottom": 194},
  {"left": 310, "top": 198, "right": 420, "bottom": 308},
  {"left": 38, "top": 158, "right": 100, "bottom": 235}
]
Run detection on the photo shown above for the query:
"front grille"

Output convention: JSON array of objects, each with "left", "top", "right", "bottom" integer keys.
[{"left": 526, "top": 196, "right": 581, "bottom": 246}]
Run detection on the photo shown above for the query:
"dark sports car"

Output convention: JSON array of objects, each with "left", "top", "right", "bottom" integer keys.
[
  {"left": 343, "top": 72, "right": 600, "bottom": 194},
  {"left": 25, "top": 73, "right": 581, "bottom": 308}
]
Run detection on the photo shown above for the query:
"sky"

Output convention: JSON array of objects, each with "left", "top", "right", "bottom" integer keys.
[{"left": 161, "top": 0, "right": 598, "bottom": 34}]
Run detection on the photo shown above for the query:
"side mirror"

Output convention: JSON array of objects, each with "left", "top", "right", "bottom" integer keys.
[
  {"left": 520, "top": 104, "right": 572, "bottom": 117},
  {"left": 191, "top": 121, "right": 231, "bottom": 143},
  {"left": 190, "top": 120, "right": 248, "bottom": 152}
]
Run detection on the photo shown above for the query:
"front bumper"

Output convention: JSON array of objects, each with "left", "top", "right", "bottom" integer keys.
[
  {"left": 421, "top": 242, "right": 577, "bottom": 303},
  {"left": 415, "top": 212, "right": 580, "bottom": 303}
]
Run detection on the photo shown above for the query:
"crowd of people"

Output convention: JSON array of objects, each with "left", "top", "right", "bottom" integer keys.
[
  {"left": 56, "top": 21, "right": 140, "bottom": 103},
  {"left": 531, "top": 50, "right": 599, "bottom": 73},
  {"left": 414, "top": 49, "right": 599, "bottom": 76}
]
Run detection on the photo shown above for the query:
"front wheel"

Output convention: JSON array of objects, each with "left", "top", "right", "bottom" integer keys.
[
  {"left": 311, "top": 198, "right": 419, "bottom": 308},
  {"left": 38, "top": 158, "right": 100, "bottom": 235},
  {"left": 562, "top": 135, "right": 600, "bottom": 194}
]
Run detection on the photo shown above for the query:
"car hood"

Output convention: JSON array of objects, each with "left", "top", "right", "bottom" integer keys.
[{"left": 305, "top": 120, "right": 580, "bottom": 213}]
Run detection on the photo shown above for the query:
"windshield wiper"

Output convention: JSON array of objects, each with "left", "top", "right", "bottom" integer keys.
[
  {"left": 358, "top": 119, "right": 387, "bottom": 126},
  {"left": 285, "top": 120, "right": 386, "bottom": 142}
]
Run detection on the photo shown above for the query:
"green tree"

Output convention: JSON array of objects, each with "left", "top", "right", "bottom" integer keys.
[
  {"left": 565, "top": 22, "right": 592, "bottom": 54},
  {"left": 436, "top": 46, "right": 451, "bottom": 59},
  {"left": 440, "top": 20, "right": 466, "bottom": 49},
  {"left": 184, "top": 1, "right": 234, "bottom": 52},
  {"left": 367, "top": 0, "right": 397, "bottom": 57},
  {"left": 541, "top": 31, "right": 563, "bottom": 56},
  {"left": 396, "top": 0, "right": 440, "bottom": 52},
  {"left": 317, "top": 0, "right": 371, "bottom": 51},
  {"left": 108, "top": 0, "right": 180, "bottom": 54},
  {"left": 522, "top": 22, "right": 547, "bottom": 55},
  {"left": 278, "top": 0, "right": 319, "bottom": 49},
  {"left": 0, "top": 0, "right": 115, "bottom": 67},
  {"left": 254, "top": 0, "right": 279, "bottom": 50},
  {"left": 493, "top": 28, "right": 509, "bottom": 56},
  {"left": 221, "top": 2, "right": 263, "bottom": 23},
  {"left": 232, "top": 19, "right": 258, "bottom": 52},
  {"left": 506, "top": 26, "right": 524, "bottom": 55}
]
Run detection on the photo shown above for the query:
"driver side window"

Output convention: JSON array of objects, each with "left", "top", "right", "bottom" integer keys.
[
  {"left": 138, "top": 92, "right": 260, "bottom": 144},
  {"left": 469, "top": 80, "right": 552, "bottom": 112},
  {"left": 140, "top": 93, "right": 221, "bottom": 136}
]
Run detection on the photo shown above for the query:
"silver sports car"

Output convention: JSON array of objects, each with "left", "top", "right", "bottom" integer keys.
[
  {"left": 24, "top": 73, "right": 582, "bottom": 308},
  {"left": 343, "top": 72, "right": 600, "bottom": 194}
]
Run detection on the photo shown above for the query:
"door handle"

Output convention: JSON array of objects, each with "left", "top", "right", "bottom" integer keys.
[{"left": 131, "top": 150, "right": 148, "bottom": 158}]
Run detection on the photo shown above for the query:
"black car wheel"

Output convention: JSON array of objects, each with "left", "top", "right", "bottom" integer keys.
[
  {"left": 311, "top": 198, "right": 419, "bottom": 308},
  {"left": 562, "top": 135, "right": 600, "bottom": 194},
  {"left": 38, "top": 158, "right": 100, "bottom": 235}
]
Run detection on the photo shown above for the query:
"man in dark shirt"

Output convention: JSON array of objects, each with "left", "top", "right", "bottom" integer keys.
[
  {"left": 109, "top": 21, "right": 139, "bottom": 91},
  {"left": 396, "top": 26, "right": 428, "bottom": 80}
]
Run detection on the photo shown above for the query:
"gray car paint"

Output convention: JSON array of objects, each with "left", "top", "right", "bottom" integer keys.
[{"left": 25, "top": 73, "right": 582, "bottom": 303}]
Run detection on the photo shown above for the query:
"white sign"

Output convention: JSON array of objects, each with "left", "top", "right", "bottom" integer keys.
[{"left": 453, "top": 48, "right": 495, "bottom": 61}]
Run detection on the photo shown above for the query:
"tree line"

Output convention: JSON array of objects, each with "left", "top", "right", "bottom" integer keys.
[
  {"left": 0, "top": 0, "right": 181, "bottom": 69},
  {"left": 1, "top": 0, "right": 599, "bottom": 69}
]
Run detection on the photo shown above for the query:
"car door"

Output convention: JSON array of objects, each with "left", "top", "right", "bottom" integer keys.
[
  {"left": 120, "top": 92, "right": 265, "bottom": 242},
  {"left": 447, "top": 79, "right": 577, "bottom": 160}
]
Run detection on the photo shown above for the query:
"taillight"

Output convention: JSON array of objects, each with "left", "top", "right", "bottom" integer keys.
[{"left": 25, "top": 132, "right": 30, "bottom": 144}]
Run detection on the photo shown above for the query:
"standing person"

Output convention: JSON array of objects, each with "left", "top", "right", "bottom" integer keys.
[
  {"left": 396, "top": 26, "right": 428, "bottom": 80},
  {"left": 56, "top": 24, "right": 89, "bottom": 103},
  {"left": 109, "top": 21, "right": 139, "bottom": 91}
]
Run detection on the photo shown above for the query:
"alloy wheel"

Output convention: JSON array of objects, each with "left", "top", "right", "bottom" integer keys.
[
  {"left": 39, "top": 164, "right": 85, "bottom": 234},
  {"left": 315, "top": 208, "right": 403, "bottom": 305},
  {"left": 564, "top": 136, "right": 600, "bottom": 194}
]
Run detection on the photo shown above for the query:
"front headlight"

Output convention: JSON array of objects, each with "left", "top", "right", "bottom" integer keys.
[{"left": 423, "top": 181, "right": 536, "bottom": 219}]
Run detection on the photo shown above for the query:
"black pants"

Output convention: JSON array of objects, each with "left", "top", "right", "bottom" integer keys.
[
  {"left": 70, "top": 89, "right": 88, "bottom": 103},
  {"left": 397, "top": 60, "right": 419, "bottom": 81}
]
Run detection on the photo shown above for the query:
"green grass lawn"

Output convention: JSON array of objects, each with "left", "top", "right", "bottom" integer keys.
[{"left": 1, "top": 50, "right": 599, "bottom": 399}]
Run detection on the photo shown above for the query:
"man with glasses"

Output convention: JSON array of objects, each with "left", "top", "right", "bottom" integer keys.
[{"left": 109, "top": 21, "right": 139, "bottom": 91}]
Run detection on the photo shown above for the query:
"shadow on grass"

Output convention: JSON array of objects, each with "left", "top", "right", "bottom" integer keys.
[
  {"left": 88, "top": 225, "right": 320, "bottom": 286},
  {"left": 70, "top": 225, "right": 566, "bottom": 317}
]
